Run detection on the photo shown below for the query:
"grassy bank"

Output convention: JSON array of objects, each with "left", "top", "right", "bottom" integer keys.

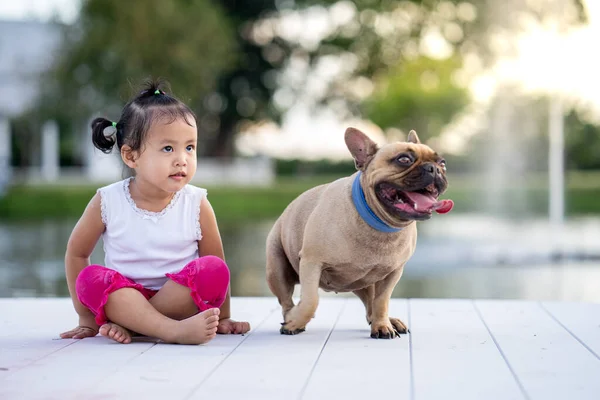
[
  {"left": 0, "top": 176, "right": 341, "bottom": 223},
  {"left": 1, "top": 172, "right": 599, "bottom": 223}
]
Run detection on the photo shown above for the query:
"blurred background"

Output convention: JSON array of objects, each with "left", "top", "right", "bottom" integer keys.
[{"left": 0, "top": 0, "right": 599, "bottom": 301}]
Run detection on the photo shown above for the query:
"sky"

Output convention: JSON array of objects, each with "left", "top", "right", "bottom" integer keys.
[
  {"left": 0, "top": 0, "right": 79, "bottom": 24},
  {"left": 1, "top": 0, "right": 598, "bottom": 159}
]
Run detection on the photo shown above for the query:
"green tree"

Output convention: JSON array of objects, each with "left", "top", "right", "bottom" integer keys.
[
  {"left": 256, "top": 0, "right": 587, "bottom": 128},
  {"left": 35, "top": 0, "right": 236, "bottom": 160},
  {"left": 565, "top": 110, "right": 600, "bottom": 170},
  {"left": 364, "top": 55, "right": 468, "bottom": 141},
  {"left": 29, "top": 0, "right": 589, "bottom": 163},
  {"left": 196, "top": 0, "right": 285, "bottom": 157}
]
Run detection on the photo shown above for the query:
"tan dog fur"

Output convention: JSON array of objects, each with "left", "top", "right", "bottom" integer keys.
[{"left": 266, "top": 127, "right": 450, "bottom": 338}]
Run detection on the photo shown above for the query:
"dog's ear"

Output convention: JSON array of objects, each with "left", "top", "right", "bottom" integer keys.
[
  {"left": 345, "top": 127, "right": 379, "bottom": 170},
  {"left": 407, "top": 130, "right": 421, "bottom": 144}
]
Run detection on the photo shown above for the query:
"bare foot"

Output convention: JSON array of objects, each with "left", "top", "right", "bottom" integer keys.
[
  {"left": 99, "top": 323, "right": 132, "bottom": 344},
  {"left": 172, "top": 308, "right": 220, "bottom": 345}
]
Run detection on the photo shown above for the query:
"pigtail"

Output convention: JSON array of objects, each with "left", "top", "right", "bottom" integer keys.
[
  {"left": 91, "top": 117, "right": 117, "bottom": 154},
  {"left": 137, "top": 77, "right": 172, "bottom": 99}
]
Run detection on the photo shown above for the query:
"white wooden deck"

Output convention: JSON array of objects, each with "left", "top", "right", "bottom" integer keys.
[{"left": 1, "top": 297, "right": 599, "bottom": 400}]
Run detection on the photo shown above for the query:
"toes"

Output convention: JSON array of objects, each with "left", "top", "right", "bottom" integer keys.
[
  {"left": 99, "top": 324, "right": 131, "bottom": 343},
  {"left": 280, "top": 326, "right": 305, "bottom": 335},
  {"left": 201, "top": 308, "right": 220, "bottom": 320},
  {"left": 207, "top": 315, "right": 220, "bottom": 323},
  {"left": 370, "top": 327, "right": 396, "bottom": 339},
  {"left": 390, "top": 318, "right": 409, "bottom": 334},
  {"left": 206, "top": 321, "right": 219, "bottom": 330},
  {"left": 99, "top": 324, "right": 110, "bottom": 336}
]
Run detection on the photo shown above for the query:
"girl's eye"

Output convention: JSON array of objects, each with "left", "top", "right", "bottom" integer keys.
[
  {"left": 163, "top": 146, "right": 173, "bottom": 152},
  {"left": 186, "top": 145, "right": 195, "bottom": 151}
]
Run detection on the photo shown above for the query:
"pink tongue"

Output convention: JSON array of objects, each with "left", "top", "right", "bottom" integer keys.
[
  {"left": 400, "top": 192, "right": 454, "bottom": 214},
  {"left": 435, "top": 199, "right": 454, "bottom": 214}
]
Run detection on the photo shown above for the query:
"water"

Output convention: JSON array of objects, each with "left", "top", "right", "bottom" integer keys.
[{"left": 1, "top": 215, "right": 599, "bottom": 302}]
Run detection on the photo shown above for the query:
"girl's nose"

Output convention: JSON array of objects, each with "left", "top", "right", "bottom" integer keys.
[{"left": 174, "top": 153, "right": 187, "bottom": 166}]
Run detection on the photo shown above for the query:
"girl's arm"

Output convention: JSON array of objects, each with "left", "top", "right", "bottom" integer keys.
[
  {"left": 198, "top": 196, "right": 250, "bottom": 334},
  {"left": 62, "top": 193, "right": 106, "bottom": 334}
]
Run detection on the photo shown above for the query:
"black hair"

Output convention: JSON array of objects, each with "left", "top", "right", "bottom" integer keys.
[{"left": 91, "top": 78, "right": 196, "bottom": 157}]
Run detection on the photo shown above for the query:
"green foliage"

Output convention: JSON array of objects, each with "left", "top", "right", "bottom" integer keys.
[
  {"left": 275, "top": 159, "right": 355, "bottom": 176},
  {"left": 0, "top": 178, "right": 340, "bottom": 223},
  {"left": 565, "top": 110, "right": 600, "bottom": 170},
  {"left": 47, "top": 0, "right": 237, "bottom": 120},
  {"left": 3, "top": 171, "right": 600, "bottom": 222},
  {"left": 196, "top": 1, "right": 284, "bottom": 156},
  {"left": 364, "top": 56, "right": 468, "bottom": 141},
  {"left": 21, "top": 0, "right": 590, "bottom": 162},
  {"left": 268, "top": 0, "right": 587, "bottom": 135}
]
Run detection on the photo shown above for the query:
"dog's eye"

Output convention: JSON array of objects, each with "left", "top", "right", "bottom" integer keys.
[
  {"left": 397, "top": 156, "right": 412, "bottom": 164},
  {"left": 439, "top": 160, "right": 447, "bottom": 171}
]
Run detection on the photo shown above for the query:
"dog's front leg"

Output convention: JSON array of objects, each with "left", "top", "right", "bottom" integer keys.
[
  {"left": 280, "top": 259, "right": 322, "bottom": 335},
  {"left": 370, "top": 268, "right": 408, "bottom": 339}
]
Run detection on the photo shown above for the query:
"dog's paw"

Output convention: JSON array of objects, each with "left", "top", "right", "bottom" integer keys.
[
  {"left": 280, "top": 306, "right": 310, "bottom": 335},
  {"left": 370, "top": 317, "right": 409, "bottom": 339},
  {"left": 280, "top": 323, "right": 306, "bottom": 335},
  {"left": 389, "top": 317, "right": 409, "bottom": 334}
]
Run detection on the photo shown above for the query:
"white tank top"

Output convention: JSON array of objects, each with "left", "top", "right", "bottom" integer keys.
[{"left": 97, "top": 177, "right": 206, "bottom": 290}]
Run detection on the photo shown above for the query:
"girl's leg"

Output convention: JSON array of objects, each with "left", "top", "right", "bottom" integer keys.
[
  {"left": 103, "top": 287, "right": 220, "bottom": 345},
  {"left": 151, "top": 255, "right": 230, "bottom": 320},
  {"left": 76, "top": 264, "right": 220, "bottom": 344},
  {"left": 76, "top": 265, "right": 139, "bottom": 343}
]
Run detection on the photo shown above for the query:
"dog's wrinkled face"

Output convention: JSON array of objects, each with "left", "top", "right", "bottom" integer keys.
[{"left": 345, "top": 127, "right": 454, "bottom": 224}]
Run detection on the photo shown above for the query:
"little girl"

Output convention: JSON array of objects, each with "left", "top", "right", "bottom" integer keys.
[{"left": 60, "top": 80, "right": 250, "bottom": 345}]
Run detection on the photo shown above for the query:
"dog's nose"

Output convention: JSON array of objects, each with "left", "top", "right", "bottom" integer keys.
[{"left": 425, "top": 163, "right": 435, "bottom": 174}]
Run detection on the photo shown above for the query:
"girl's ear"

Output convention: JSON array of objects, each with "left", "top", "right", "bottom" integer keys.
[{"left": 121, "top": 145, "right": 137, "bottom": 168}]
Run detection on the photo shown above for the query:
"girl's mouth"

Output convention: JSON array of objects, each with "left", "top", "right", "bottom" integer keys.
[{"left": 169, "top": 172, "right": 186, "bottom": 180}]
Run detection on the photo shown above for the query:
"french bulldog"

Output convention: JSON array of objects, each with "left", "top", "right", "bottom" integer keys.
[{"left": 266, "top": 127, "right": 453, "bottom": 338}]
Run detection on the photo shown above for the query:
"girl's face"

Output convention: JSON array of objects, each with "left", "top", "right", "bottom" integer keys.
[{"left": 123, "top": 116, "right": 198, "bottom": 193}]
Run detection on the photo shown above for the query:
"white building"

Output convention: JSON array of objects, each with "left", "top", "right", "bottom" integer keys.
[{"left": 0, "top": 20, "right": 63, "bottom": 193}]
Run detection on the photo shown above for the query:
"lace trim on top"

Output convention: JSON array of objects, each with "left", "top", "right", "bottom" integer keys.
[
  {"left": 98, "top": 189, "right": 108, "bottom": 226},
  {"left": 122, "top": 177, "right": 183, "bottom": 220}
]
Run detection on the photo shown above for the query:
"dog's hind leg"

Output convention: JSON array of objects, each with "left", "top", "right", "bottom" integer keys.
[
  {"left": 353, "top": 285, "right": 374, "bottom": 325},
  {"left": 266, "top": 223, "right": 298, "bottom": 320}
]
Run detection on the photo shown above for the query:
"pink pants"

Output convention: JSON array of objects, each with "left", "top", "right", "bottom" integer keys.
[{"left": 76, "top": 256, "right": 230, "bottom": 326}]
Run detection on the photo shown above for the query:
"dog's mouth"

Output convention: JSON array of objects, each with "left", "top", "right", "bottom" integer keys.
[{"left": 376, "top": 182, "right": 454, "bottom": 217}]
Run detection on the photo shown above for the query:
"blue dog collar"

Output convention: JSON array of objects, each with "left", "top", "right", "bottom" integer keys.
[{"left": 351, "top": 172, "right": 402, "bottom": 233}]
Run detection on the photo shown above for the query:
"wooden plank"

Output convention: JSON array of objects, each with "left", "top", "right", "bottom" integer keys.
[
  {"left": 0, "top": 299, "right": 81, "bottom": 378},
  {"left": 410, "top": 299, "right": 525, "bottom": 400},
  {"left": 3, "top": 298, "right": 600, "bottom": 400},
  {"left": 0, "top": 298, "right": 74, "bottom": 338},
  {"left": 0, "top": 338, "right": 157, "bottom": 399},
  {"left": 301, "top": 298, "right": 411, "bottom": 399},
  {"left": 83, "top": 297, "right": 278, "bottom": 399},
  {"left": 475, "top": 300, "right": 600, "bottom": 400},
  {"left": 0, "top": 297, "right": 276, "bottom": 400},
  {"left": 541, "top": 301, "right": 600, "bottom": 359},
  {"left": 186, "top": 297, "right": 347, "bottom": 399}
]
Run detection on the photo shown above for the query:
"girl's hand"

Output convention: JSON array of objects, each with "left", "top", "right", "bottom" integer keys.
[
  {"left": 217, "top": 318, "right": 251, "bottom": 335},
  {"left": 60, "top": 325, "right": 98, "bottom": 339},
  {"left": 60, "top": 315, "right": 99, "bottom": 339}
]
